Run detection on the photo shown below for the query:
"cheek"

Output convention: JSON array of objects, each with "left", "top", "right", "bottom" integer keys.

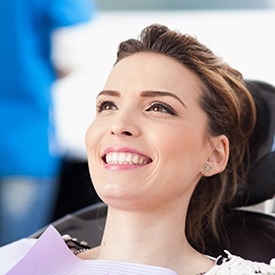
[
  {"left": 156, "top": 127, "right": 205, "bottom": 172},
  {"left": 154, "top": 128, "right": 188, "bottom": 157},
  {"left": 85, "top": 127, "right": 93, "bottom": 160},
  {"left": 85, "top": 124, "right": 102, "bottom": 186},
  {"left": 85, "top": 121, "right": 101, "bottom": 150},
  {"left": 85, "top": 122, "right": 102, "bottom": 170}
]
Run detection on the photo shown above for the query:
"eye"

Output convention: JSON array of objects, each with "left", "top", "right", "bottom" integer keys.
[
  {"left": 146, "top": 102, "right": 178, "bottom": 116},
  {"left": 96, "top": 100, "right": 117, "bottom": 113}
]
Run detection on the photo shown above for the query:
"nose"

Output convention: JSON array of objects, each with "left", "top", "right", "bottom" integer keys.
[
  {"left": 110, "top": 113, "right": 141, "bottom": 138},
  {"left": 111, "top": 129, "right": 133, "bottom": 136}
]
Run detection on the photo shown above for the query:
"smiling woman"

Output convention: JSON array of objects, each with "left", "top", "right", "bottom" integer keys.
[
  {"left": 86, "top": 52, "right": 215, "bottom": 214},
  {"left": 86, "top": 25, "right": 255, "bottom": 252},
  {"left": 0, "top": 24, "right": 274, "bottom": 275}
]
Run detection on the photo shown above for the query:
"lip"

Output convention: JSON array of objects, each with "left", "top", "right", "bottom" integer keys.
[{"left": 102, "top": 146, "right": 152, "bottom": 169}]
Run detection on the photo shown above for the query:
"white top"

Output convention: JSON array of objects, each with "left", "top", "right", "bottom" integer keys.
[{"left": 0, "top": 225, "right": 274, "bottom": 275}]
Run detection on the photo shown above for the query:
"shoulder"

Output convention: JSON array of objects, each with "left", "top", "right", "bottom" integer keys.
[
  {"left": 0, "top": 238, "right": 37, "bottom": 274},
  {"left": 206, "top": 251, "right": 275, "bottom": 275}
]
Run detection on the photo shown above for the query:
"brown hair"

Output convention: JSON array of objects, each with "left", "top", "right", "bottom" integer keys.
[{"left": 115, "top": 24, "right": 256, "bottom": 251}]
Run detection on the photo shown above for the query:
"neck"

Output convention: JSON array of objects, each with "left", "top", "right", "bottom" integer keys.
[{"left": 90, "top": 201, "right": 204, "bottom": 273}]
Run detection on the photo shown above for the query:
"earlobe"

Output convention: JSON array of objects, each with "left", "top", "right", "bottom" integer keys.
[
  {"left": 203, "top": 135, "right": 229, "bottom": 177},
  {"left": 203, "top": 163, "right": 212, "bottom": 173}
]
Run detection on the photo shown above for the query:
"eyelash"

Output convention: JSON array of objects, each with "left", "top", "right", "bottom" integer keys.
[
  {"left": 96, "top": 100, "right": 117, "bottom": 113},
  {"left": 146, "top": 102, "right": 178, "bottom": 116},
  {"left": 96, "top": 100, "right": 178, "bottom": 116}
]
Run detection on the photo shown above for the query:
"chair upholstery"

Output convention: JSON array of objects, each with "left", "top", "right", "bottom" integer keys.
[
  {"left": 234, "top": 80, "right": 275, "bottom": 206},
  {"left": 30, "top": 80, "right": 275, "bottom": 263},
  {"left": 204, "top": 209, "right": 275, "bottom": 263},
  {"left": 204, "top": 80, "right": 275, "bottom": 262}
]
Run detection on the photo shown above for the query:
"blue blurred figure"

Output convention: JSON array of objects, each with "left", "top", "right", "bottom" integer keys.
[{"left": 0, "top": 0, "right": 96, "bottom": 245}]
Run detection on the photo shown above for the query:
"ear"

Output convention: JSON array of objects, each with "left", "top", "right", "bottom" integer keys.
[{"left": 202, "top": 135, "right": 229, "bottom": 177}]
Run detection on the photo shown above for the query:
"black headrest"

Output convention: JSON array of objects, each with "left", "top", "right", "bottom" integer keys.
[{"left": 235, "top": 80, "right": 275, "bottom": 207}]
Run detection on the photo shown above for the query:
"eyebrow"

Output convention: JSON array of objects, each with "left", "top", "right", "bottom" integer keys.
[
  {"left": 97, "top": 90, "right": 120, "bottom": 97},
  {"left": 97, "top": 90, "right": 186, "bottom": 107},
  {"left": 141, "top": 90, "right": 186, "bottom": 107}
]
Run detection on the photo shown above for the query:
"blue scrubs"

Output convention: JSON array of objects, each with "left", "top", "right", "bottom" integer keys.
[{"left": 0, "top": 0, "right": 96, "bottom": 245}]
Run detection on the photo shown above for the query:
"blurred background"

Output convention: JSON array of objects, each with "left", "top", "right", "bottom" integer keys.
[{"left": 1, "top": 0, "right": 274, "bottom": 243}]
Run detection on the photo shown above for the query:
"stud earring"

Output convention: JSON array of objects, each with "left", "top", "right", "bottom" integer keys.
[{"left": 203, "top": 163, "right": 212, "bottom": 173}]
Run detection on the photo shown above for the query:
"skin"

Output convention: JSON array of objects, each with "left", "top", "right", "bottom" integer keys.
[{"left": 84, "top": 52, "right": 229, "bottom": 275}]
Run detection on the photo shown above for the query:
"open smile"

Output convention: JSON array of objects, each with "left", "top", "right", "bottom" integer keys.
[{"left": 103, "top": 152, "right": 152, "bottom": 165}]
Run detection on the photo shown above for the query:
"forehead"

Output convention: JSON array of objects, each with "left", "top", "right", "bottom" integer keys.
[{"left": 105, "top": 52, "right": 201, "bottom": 94}]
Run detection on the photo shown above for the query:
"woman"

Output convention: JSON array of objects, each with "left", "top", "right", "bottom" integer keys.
[{"left": 0, "top": 24, "right": 274, "bottom": 275}]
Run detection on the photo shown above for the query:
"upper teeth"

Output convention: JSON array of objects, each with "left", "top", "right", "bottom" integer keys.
[{"left": 105, "top": 152, "right": 149, "bottom": 165}]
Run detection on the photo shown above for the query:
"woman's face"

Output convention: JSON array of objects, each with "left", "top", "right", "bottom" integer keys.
[{"left": 85, "top": 52, "right": 213, "bottom": 211}]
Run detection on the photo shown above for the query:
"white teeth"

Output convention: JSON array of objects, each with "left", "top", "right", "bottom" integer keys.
[
  {"left": 118, "top": 154, "right": 125, "bottom": 162},
  {"left": 105, "top": 152, "right": 149, "bottom": 165},
  {"left": 126, "top": 154, "right": 132, "bottom": 162},
  {"left": 139, "top": 158, "right": 145, "bottom": 164},
  {"left": 111, "top": 153, "right": 117, "bottom": 162},
  {"left": 132, "top": 155, "right": 139, "bottom": 164}
]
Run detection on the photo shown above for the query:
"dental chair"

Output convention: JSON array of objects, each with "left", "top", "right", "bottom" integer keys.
[
  {"left": 204, "top": 79, "right": 275, "bottom": 263},
  {"left": 31, "top": 80, "right": 275, "bottom": 263}
]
